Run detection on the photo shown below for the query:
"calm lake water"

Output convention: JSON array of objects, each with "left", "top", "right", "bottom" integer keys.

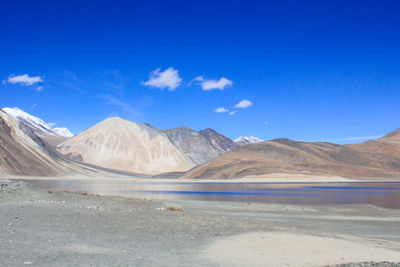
[{"left": 24, "top": 180, "right": 400, "bottom": 209}]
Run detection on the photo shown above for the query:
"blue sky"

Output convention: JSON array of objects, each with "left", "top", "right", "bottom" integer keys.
[{"left": 1, "top": 0, "right": 400, "bottom": 143}]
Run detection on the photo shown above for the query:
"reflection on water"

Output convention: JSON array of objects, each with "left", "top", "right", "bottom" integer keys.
[{"left": 25, "top": 180, "right": 400, "bottom": 209}]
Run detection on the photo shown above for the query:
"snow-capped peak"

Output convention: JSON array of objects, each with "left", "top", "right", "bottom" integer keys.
[
  {"left": 234, "top": 136, "right": 263, "bottom": 145},
  {"left": 2, "top": 107, "right": 74, "bottom": 137},
  {"left": 54, "top": 127, "right": 74, "bottom": 137}
]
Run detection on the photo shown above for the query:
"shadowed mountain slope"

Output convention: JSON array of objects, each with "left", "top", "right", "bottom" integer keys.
[
  {"left": 198, "top": 128, "right": 238, "bottom": 152},
  {"left": 162, "top": 127, "right": 237, "bottom": 165},
  {"left": 0, "top": 110, "right": 112, "bottom": 176},
  {"left": 2, "top": 107, "right": 73, "bottom": 146}
]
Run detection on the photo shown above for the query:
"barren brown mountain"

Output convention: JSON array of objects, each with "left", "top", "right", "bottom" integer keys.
[{"left": 182, "top": 137, "right": 400, "bottom": 179}]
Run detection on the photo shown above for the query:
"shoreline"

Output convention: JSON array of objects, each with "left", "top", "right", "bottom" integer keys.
[
  {"left": 4, "top": 171, "right": 400, "bottom": 183},
  {"left": 1, "top": 174, "right": 364, "bottom": 183}
]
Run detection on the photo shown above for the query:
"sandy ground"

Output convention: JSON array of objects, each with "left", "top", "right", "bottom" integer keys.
[
  {"left": 1, "top": 180, "right": 400, "bottom": 266},
  {"left": 202, "top": 232, "right": 400, "bottom": 266}
]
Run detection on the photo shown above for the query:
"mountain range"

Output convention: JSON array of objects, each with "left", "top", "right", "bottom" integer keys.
[
  {"left": 57, "top": 118, "right": 238, "bottom": 175},
  {"left": 1, "top": 107, "right": 400, "bottom": 180}
]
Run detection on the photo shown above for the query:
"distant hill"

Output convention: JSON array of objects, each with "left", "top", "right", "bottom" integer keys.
[{"left": 182, "top": 137, "right": 400, "bottom": 179}]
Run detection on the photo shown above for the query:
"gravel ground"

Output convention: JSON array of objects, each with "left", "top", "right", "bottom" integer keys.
[{"left": 0, "top": 181, "right": 399, "bottom": 266}]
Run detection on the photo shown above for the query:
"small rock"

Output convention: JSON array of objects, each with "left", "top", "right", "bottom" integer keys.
[
  {"left": 23, "top": 261, "right": 32, "bottom": 265},
  {"left": 8, "top": 223, "right": 13, "bottom": 226}
]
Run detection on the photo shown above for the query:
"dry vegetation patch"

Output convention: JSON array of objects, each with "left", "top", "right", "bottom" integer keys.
[{"left": 163, "top": 205, "right": 184, "bottom": 211}]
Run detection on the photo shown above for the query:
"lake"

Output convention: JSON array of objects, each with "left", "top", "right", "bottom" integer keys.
[{"left": 24, "top": 179, "right": 400, "bottom": 209}]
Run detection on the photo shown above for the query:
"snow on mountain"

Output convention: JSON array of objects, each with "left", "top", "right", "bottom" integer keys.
[
  {"left": 2, "top": 107, "right": 73, "bottom": 137},
  {"left": 234, "top": 136, "right": 264, "bottom": 146},
  {"left": 54, "top": 127, "right": 74, "bottom": 137}
]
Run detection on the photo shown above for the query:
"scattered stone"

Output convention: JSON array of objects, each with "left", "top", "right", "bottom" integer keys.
[
  {"left": 23, "top": 261, "right": 32, "bottom": 265},
  {"left": 8, "top": 223, "right": 13, "bottom": 226},
  {"left": 87, "top": 204, "right": 103, "bottom": 211}
]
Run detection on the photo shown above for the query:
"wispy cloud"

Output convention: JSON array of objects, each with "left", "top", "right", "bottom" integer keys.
[
  {"left": 187, "top": 75, "right": 205, "bottom": 86},
  {"left": 193, "top": 76, "right": 204, "bottom": 82},
  {"left": 215, "top": 107, "right": 229, "bottom": 113},
  {"left": 98, "top": 94, "right": 140, "bottom": 117},
  {"left": 198, "top": 77, "right": 232, "bottom": 91},
  {"left": 6, "top": 74, "right": 43, "bottom": 86},
  {"left": 143, "top": 67, "right": 182, "bottom": 91},
  {"left": 235, "top": 99, "right": 253, "bottom": 108},
  {"left": 330, "top": 135, "right": 383, "bottom": 141},
  {"left": 229, "top": 111, "right": 237, "bottom": 115}
]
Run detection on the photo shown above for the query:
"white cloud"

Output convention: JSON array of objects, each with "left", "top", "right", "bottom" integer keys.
[
  {"left": 48, "top": 122, "right": 56, "bottom": 127},
  {"left": 200, "top": 77, "right": 232, "bottom": 91},
  {"left": 143, "top": 67, "right": 182, "bottom": 91},
  {"left": 229, "top": 111, "right": 237, "bottom": 115},
  {"left": 235, "top": 99, "right": 253, "bottom": 109},
  {"left": 215, "top": 107, "right": 229, "bottom": 113},
  {"left": 7, "top": 74, "right": 43, "bottom": 86},
  {"left": 36, "top": 86, "right": 43, "bottom": 92}
]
